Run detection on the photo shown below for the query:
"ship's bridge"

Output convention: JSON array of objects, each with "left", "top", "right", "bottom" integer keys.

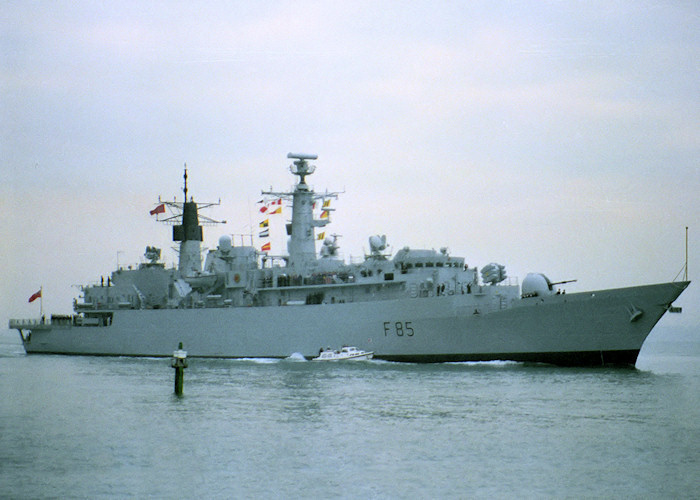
[{"left": 393, "top": 247, "right": 465, "bottom": 271}]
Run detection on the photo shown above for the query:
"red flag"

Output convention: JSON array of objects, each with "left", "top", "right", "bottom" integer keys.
[
  {"left": 150, "top": 203, "right": 165, "bottom": 216},
  {"left": 261, "top": 242, "right": 271, "bottom": 252},
  {"left": 28, "top": 289, "right": 42, "bottom": 303},
  {"left": 259, "top": 205, "right": 268, "bottom": 213}
]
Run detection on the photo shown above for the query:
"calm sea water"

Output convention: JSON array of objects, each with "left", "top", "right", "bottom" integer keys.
[{"left": 1, "top": 328, "right": 698, "bottom": 499}]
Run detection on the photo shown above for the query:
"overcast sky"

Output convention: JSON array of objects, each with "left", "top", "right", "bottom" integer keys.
[{"left": 2, "top": 1, "right": 698, "bottom": 332}]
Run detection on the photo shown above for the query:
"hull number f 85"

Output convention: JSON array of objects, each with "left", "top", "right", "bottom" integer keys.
[{"left": 383, "top": 321, "right": 415, "bottom": 337}]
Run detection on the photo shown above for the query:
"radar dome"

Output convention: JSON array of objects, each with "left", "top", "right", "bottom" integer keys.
[
  {"left": 369, "top": 235, "right": 387, "bottom": 253},
  {"left": 218, "top": 235, "right": 232, "bottom": 252},
  {"left": 521, "top": 273, "right": 554, "bottom": 297}
]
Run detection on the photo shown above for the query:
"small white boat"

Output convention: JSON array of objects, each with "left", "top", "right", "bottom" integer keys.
[{"left": 312, "top": 346, "right": 374, "bottom": 361}]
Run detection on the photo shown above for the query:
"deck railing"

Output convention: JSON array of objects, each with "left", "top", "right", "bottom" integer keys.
[{"left": 9, "top": 318, "right": 47, "bottom": 328}]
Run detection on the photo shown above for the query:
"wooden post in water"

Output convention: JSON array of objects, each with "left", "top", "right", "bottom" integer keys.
[{"left": 172, "top": 342, "right": 188, "bottom": 395}]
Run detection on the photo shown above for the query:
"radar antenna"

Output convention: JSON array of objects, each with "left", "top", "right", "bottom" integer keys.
[
  {"left": 183, "top": 164, "right": 188, "bottom": 201},
  {"left": 287, "top": 153, "right": 317, "bottom": 185}
]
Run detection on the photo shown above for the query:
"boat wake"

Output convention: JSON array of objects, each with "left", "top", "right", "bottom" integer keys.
[
  {"left": 446, "top": 360, "right": 523, "bottom": 367},
  {"left": 286, "top": 352, "right": 308, "bottom": 362},
  {"left": 232, "top": 357, "right": 280, "bottom": 364}
]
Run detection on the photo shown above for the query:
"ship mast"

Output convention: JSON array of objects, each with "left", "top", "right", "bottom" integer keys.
[
  {"left": 153, "top": 165, "right": 225, "bottom": 277},
  {"left": 685, "top": 226, "right": 688, "bottom": 281},
  {"left": 183, "top": 167, "right": 188, "bottom": 200},
  {"left": 262, "top": 153, "right": 339, "bottom": 272},
  {"left": 176, "top": 166, "right": 203, "bottom": 276}
]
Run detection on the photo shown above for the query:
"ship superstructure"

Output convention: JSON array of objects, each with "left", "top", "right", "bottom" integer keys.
[{"left": 10, "top": 153, "right": 690, "bottom": 366}]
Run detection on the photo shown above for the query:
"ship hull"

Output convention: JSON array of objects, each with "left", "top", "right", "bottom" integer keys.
[{"left": 16, "top": 281, "right": 689, "bottom": 366}]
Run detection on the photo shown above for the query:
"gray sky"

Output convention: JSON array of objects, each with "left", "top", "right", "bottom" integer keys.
[{"left": 2, "top": 1, "right": 698, "bottom": 331}]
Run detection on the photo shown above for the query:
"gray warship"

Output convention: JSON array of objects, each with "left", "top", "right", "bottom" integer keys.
[{"left": 10, "top": 153, "right": 690, "bottom": 365}]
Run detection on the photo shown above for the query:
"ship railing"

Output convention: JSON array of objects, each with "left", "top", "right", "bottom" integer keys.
[
  {"left": 9, "top": 318, "right": 48, "bottom": 328},
  {"left": 505, "top": 276, "right": 519, "bottom": 286},
  {"left": 9, "top": 315, "right": 81, "bottom": 329},
  {"left": 266, "top": 272, "right": 357, "bottom": 289}
]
